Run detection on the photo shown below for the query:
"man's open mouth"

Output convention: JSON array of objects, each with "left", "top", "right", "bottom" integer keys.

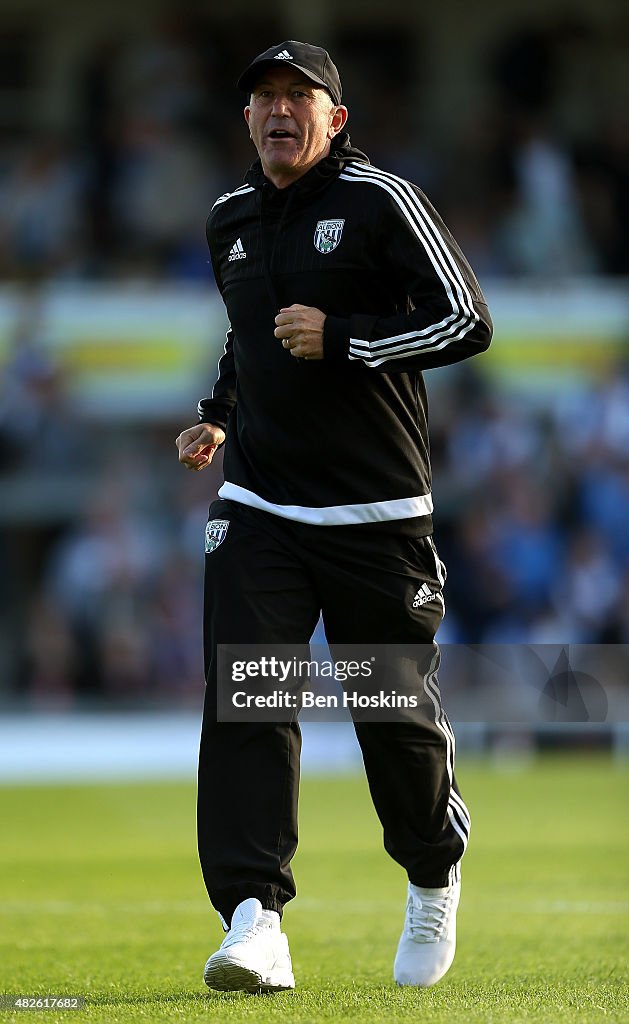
[{"left": 267, "top": 129, "right": 296, "bottom": 139}]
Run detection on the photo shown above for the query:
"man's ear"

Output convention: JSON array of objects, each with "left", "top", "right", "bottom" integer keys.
[
  {"left": 244, "top": 106, "right": 251, "bottom": 127},
  {"left": 329, "top": 105, "right": 349, "bottom": 139}
]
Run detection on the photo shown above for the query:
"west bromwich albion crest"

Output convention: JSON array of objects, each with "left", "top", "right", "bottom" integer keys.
[
  {"left": 205, "top": 519, "right": 229, "bottom": 553},
  {"left": 314, "top": 219, "right": 345, "bottom": 254}
]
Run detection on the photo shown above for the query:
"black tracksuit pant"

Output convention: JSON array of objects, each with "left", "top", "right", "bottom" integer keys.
[{"left": 198, "top": 498, "right": 470, "bottom": 923}]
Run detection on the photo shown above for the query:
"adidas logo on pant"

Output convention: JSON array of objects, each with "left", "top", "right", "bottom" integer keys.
[
  {"left": 413, "top": 583, "right": 436, "bottom": 608},
  {"left": 228, "top": 238, "right": 247, "bottom": 261}
]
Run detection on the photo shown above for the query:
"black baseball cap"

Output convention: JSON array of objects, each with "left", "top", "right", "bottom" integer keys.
[{"left": 237, "top": 40, "right": 342, "bottom": 106}]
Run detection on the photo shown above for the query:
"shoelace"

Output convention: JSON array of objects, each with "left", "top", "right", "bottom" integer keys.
[
  {"left": 222, "top": 925, "right": 262, "bottom": 948},
  {"left": 222, "top": 920, "right": 274, "bottom": 949},
  {"left": 407, "top": 891, "right": 453, "bottom": 942}
]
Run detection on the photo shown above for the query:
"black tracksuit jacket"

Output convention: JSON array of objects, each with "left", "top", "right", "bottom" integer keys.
[{"left": 199, "top": 133, "right": 492, "bottom": 533}]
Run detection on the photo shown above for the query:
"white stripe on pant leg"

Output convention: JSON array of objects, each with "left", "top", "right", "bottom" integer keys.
[
  {"left": 450, "top": 802, "right": 471, "bottom": 838},
  {"left": 424, "top": 585, "right": 472, "bottom": 843},
  {"left": 428, "top": 532, "right": 448, "bottom": 589},
  {"left": 448, "top": 862, "right": 461, "bottom": 886},
  {"left": 424, "top": 673, "right": 456, "bottom": 754},
  {"left": 424, "top": 669, "right": 457, "bottom": 774},
  {"left": 447, "top": 801, "right": 470, "bottom": 845},
  {"left": 448, "top": 802, "right": 469, "bottom": 843},
  {"left": 450, "top": 789, "right": 472, "bottom": 832},
  {"left": 425, "top": 660, "right": 469, "bottom": 844},
  {"left": 449, "top": 794, "right": 470, "bottom": 836},
  {"left": 423, "top": 650, "right": 454, "bottom": 784},
  {"left": 422, "top": 650, "right": 469, "bottom": 875}
]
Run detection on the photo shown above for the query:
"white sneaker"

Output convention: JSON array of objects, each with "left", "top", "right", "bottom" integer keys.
[
  {"left": 203, "top": 898, "right": 295, "bottom": 993},
  {"left": 394, "top": 880, "right": 461, "bottom": 987}
]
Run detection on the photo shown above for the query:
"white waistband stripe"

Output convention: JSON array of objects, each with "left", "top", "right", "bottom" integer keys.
[{"left": 218, "top": 482, "right": 433, "bottom": 525}]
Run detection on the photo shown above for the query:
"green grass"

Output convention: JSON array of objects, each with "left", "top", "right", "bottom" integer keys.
[{"left": 1, "top": 755, "right": 628, "bottom": 1023}]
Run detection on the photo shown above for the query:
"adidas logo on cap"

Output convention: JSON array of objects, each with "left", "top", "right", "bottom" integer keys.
[{"left": 274, "top": 49, "right": 294, "bottom": 60}]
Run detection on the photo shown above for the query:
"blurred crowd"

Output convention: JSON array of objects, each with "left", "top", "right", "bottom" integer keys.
[
  {"left": 1, "top": 9, "right": 628, "bottom": 705},
  {"left": 430, "top": 364, "right": 629, "bottom": 645},
  {"left": 2, "top": 345, "right": 629, "bottom": 705},
  {"left": 0, "top": 11, "right": 627, "bottom": 282}
]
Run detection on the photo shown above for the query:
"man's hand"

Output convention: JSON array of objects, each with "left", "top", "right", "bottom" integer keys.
[
  {"left": 274, "top": 303, "right": 325, "bottom": 360},
  {"left": 175, "top": 423, "right": 225, "bottom": 471}
]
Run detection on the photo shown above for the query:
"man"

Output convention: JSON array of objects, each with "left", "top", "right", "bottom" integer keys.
[{"left": 176, "top": 40, "right": 492, "bottom": 993}]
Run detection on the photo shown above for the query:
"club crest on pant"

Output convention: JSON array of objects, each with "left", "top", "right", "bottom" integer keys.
[
  {"left": 314, "top": 219, "right": 345, "bottom": 254},
  {"left": 205, "top": 519, "right": 229, "bottom": 553}
]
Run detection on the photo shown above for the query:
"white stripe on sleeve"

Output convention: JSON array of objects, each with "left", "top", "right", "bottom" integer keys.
[{"left": 339, "top": 164, "right": 479, "bottom": 366}]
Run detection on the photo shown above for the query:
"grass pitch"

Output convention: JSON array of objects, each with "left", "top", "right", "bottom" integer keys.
[{"left": 1, "top": 754, "right": 627, "bottom": 1023}]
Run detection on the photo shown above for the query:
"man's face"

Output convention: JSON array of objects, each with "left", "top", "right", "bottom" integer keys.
[{"left": 244, "top": 68, "right": 347, "bottom": 187}]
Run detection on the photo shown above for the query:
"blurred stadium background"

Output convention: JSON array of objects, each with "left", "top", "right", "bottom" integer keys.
[{"left": 0, "top": 0, "right": 628, "bottom": 778}]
